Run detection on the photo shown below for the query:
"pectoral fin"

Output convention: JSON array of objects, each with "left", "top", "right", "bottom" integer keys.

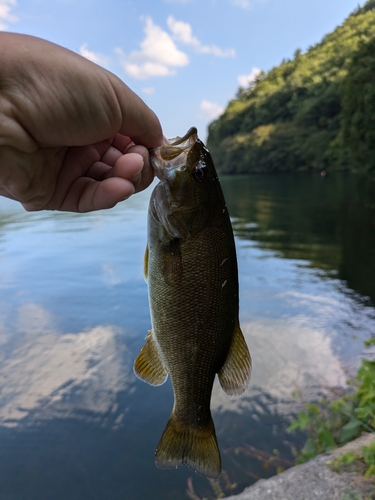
[
  {"left": 218, "top": 320, "right": 251, "bottom": 395},
  {"left": 134, "top": 330, "right": 168, "bottom": 386}
]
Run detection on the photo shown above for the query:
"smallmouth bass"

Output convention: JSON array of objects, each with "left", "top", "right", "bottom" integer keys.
[{"left": 134, "top": 127, "right": 251, "bottom": 479}]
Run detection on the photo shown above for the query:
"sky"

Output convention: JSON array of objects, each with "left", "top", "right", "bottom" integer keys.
[{"left": 0, "top": 0, "right": 366, "bottom": 141}]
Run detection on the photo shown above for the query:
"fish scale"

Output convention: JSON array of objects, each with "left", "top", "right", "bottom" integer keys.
[{"left": 134, "top": 127, "right": 251, "bottom": 478}]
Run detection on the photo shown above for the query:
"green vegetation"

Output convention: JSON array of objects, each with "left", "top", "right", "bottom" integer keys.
[
  {"left": 288, "top": 338, "right": 375, "bottom": 470},
  {"left": 338, "top": 37, "right": 375, "bottom": 172},
  {"left": 330, "top": 439, "right": 375, "bottom": 478},
  {"left": 207, "top": 0, "right": 375, "bottom": 174}
]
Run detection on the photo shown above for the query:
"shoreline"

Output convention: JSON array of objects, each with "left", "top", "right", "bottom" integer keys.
[{"left": 223, "top": 433, "right": 375, "bottom": 500}]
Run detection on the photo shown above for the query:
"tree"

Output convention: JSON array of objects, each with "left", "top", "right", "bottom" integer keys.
[
  {"left": 340, "top": 38, "right": 375, "bottom": 172},
  {"left": 207, "top": 0, "right": 375, "bottom": 175}
]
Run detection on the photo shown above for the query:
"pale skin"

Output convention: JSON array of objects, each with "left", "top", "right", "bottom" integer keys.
[{"left": 0, "top": 33, "right": 163, "bottom": 212}]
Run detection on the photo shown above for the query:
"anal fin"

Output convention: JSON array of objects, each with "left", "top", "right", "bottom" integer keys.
[
  {"left": 134, "top": 330, "right": 168, "bottom": 386},
  {"left": 218, "top": 320, "right": 251, "bottom": 395}
]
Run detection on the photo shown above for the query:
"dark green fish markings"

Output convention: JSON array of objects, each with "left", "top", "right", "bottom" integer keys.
[{"left": 134, "top": 127, "right": 251, "bottom": 479}]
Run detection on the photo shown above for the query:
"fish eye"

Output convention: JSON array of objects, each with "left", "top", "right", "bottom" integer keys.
[{"left": 192, "top": 163, "right": 207, "bottom": 182}]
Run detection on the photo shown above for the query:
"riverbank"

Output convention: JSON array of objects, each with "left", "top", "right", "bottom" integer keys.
[{"left": 223, "top": 433, "right": 375, "bottom": 500}]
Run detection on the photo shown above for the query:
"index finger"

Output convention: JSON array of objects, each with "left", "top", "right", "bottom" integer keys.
[{"left": 111, "top": 76, "right": 163, "bottom": 149}]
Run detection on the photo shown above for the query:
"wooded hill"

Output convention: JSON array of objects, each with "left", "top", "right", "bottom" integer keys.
[{"left": 207, "top": 0, "right": 375, "bottom": 174}]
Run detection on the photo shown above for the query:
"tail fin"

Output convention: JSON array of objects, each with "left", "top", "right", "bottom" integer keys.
[{"left": 155, "top": 412, "right": 221, "bottom": 479}]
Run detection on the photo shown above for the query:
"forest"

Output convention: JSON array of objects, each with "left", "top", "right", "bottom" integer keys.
[{"left": 206, "top": 0, "right": 375, "bottom": 175}]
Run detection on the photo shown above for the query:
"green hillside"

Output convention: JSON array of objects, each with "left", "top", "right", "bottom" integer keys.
[{"left": 207, "top": 0, "right": 375, "bottom": 174}]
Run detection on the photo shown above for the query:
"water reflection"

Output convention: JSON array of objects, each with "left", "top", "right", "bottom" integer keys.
[
  {"left": 0, "top": 303, "right": 131, "bottom": 427},
  {"left": 225, "top": 173, "right": 375, "bottom": 301},
  {"left": 212, "top": 315, "right": 346, "bottom": 414}
]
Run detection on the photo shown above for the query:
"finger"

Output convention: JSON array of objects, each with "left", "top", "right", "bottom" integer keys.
[
  {"left": 59, "top": 177, "right": 136, "bottom": 212},
  {"left": 110, "top": 77, "right": 163, "bottom": 148},
  {"left": 100, "top": 145, "right": 123, "bottom": 166},
  {"left": 126, "top": 145, "right": 155, "bottom": 193},
  {"left": 48, "top": 142, "right": 154, "bottom": 212},
  {"left": 45, "top": 143, "right": 109, "bottom": 209},
  {"left": 110, "top": 150, "right": 154, "bottom": 193},
  {"left": 108, "top": 152, "right": 144, "bottom": 191},
  {"left": 87, "top": 152, "right": 145, "bottom": 183},
  {"left": 85, "top": 161, "right": 112, "bottom": 180},
  {"left": 111, "top": 134, "right": 134, "bottom": 153}
]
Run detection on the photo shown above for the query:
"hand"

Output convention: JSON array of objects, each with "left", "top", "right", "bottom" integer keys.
[{"left": 0, "top": 33, "right": 163, "bottom": 212}]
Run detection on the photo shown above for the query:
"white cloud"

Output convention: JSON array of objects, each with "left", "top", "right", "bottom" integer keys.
[
  {"left": 79, "top": 43, "right": 111, "bottom": 67},
  {"left": 231, "top": 0, "right": 267, "bottom": 10},
  {"left": 116, "top": 16, "right": 235, "bottom": 80},
  {"left": 167, "top": 16, "right": 200, "bottom": 47},
  {"left": 116, "top": 16, "right": 189, "bottom": 80},
  {"left": 199, "top": 100, "right": 224, "bottom": 120},
  {"left": 164, "top": 0, "right": 194, "bottom": 3},
  {"left": 238, "top": 66, "right": 261, "bottom": 88},
  {"left": 0, "top": 0, "right": 17, "bottom": 30},
  {"left": 232, "top": 0, "right": 251, "bottom": 8},
  {"left": 141, "top": 87, "right": 155, "bottom": 95},
  {"left": 167, "top": 16, "right": 235, "bottom": 58}
]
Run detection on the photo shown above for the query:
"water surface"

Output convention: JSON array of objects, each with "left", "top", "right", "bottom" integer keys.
[{"left": 0, "top": 173, "right": 374, "bottom": 499}]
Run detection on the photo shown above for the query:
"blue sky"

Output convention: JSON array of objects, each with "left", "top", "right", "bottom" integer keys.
[{"left": 0, "top": 0, "right": 365, "bottom": 141}]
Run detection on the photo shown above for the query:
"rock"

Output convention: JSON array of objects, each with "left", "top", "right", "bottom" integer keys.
[{"left": 223, "top": 433, "right": 375, "bottom": 500}]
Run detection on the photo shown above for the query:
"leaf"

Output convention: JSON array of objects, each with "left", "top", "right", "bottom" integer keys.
[
  {"left": 364, "top": 337, "right": 375, "bottom": 347},
  {"left": 306, "top": 403, "right": 320, "bottom": 416},
  {"left": 287, "top": 420, "right": 301, "bottom": 432},
  {"left": 355, "top": 405, "right": 374, "bottom": 420},
  {"left": 297, "top": 412, "right": 312, "bottom": 430},
  {"left": 338, "top": 452, "right": 358, "bottom": 465},
  {"left": 288, "top": 412, "right": 311, "bottom": 431},
  {"left": 339, "top": 417, "right": 362, "bottom": 442},
  {"left": 362, "top": 440, "right": 375, "bottom": 466},
  {"left": 302, "top": 438, "right": 317, "bottom": 456},
  {"left": 318, "top": 428, "right": 335, "bottom": 448},
  {"left": 364, "top": 464, "right": 375, "bottom": 478}
]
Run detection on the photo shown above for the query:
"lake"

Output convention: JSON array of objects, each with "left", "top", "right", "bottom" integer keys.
[{"left": 0, "top": 172, "right": 374, "bottom": 500}]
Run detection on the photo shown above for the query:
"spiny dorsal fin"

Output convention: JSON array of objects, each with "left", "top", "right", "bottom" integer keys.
[
  {"left": 134, "top": 331, "right": 168, "bottom": 386},
  {"left": 218, "top": 320, "right": 251, "bottom": 395},
  {"left": 155, "top": 411, "right": 221, "bottom": 479}
]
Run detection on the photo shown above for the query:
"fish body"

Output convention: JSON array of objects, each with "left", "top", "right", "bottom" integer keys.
[{"left": 134, "top": 127, "right": 251, "bottom": 478}]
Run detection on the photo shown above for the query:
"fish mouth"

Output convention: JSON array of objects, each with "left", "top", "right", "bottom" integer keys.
[{"left": 150, "top": 127, "right": 198, "bottom": 181}]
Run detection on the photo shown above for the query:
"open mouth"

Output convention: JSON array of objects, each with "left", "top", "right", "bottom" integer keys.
[{"left": 150, "top": 127, "right": 198, "bottom": 181}]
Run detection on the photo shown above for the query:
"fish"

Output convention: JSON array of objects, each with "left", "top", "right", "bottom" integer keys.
[{"left": 134, "top": 127, "right": 251, "bottom": 479}]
